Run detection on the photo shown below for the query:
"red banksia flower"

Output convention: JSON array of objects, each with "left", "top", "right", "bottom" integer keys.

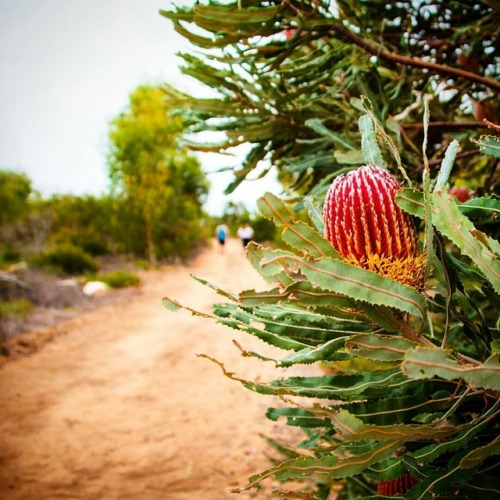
[
  {"left": 324, "top": 165, "right": 426, "bottom": 290},
  {"left": 377, "top": 473, "right": 418, "bottom": 496}
]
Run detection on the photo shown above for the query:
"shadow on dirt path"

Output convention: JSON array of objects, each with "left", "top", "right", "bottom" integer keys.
[{"left": 0, "top": 239, "right": 311, "bottom": 499}]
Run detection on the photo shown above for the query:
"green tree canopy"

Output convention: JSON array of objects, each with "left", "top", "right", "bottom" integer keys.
[
  {"left": 0, "top": 170, "right": 32, "bottom": 228},
  {"left": 107, "top": 84, "right": 209, "bottom": 263}
]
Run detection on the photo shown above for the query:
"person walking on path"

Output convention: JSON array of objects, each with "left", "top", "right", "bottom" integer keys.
[
  {"left": 215, "top": 222, "right": 229, "bottom": 253},
  {"left": 237, "top": 222, "right": 254, "bottom": 251}
]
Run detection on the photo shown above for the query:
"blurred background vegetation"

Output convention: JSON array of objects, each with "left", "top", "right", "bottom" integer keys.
[{"left": 0, "top": 83, "right": 273, "bottom": 338}]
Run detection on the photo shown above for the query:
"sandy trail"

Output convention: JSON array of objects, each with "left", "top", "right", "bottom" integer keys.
[{"left": 0, "top": 239, "right": 300, "bottom": 499}]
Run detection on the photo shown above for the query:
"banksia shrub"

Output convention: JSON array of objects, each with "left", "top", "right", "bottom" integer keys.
[
  {"left": 163, "top": 111, "right": 500, "bottom": 499},
  {"left": 324, "top": 165, "right": 426, "bottom": 290}
]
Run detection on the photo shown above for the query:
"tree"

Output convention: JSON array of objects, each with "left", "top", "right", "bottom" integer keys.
[
  {"left": 160, "top": 2, "right": 500, "bottom": 498},
  {"left": 0, "top": 170, "right": 32, "bottom": 228},
  {"left": 160, "top": 0, "right": 498, "bottom": 200},
  {"left": 107, "top": 85, "right": 209, "bottom": 263}
]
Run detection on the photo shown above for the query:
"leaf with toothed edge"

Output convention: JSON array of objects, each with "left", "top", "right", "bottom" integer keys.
[
  {"left": 431, "top": 189, "right": 500, "bottom": 293},
  {"left": 260, "top": 253, "right": 427, "bottom": 318}
]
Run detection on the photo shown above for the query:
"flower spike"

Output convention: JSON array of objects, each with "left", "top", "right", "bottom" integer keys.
[{"left": 324, "top": 165, "right": 426, "bottom": 290}]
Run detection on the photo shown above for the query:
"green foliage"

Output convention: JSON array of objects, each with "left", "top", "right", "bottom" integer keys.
[
  {"left": 52, "top": 229, "right": 109, "bottom": 257},
  {"left": 161, "top": 0, "right": 499, "bottom": 199},
  {"left": 0, "top": 298, "right": 33, "bottom": 319},
  {"left": 0, "top": 170, "right": 32, "bottom": 227},
  {"left": 159, "top": 2, "right": 500, "bottom": 495},
  {"left": 163, "top": 108, "right": 500, "bottom": 498},
  {"left": 36, "top": 244, "right": 99, "bottom": 275},
  {"left": 0, "top": 248, "right": 22, "bottom": 268},
  {"left": 134, "top": 259, "right": 151, "bottom": 270},
  {"left": 97, "top": 270, "right": 140, "bottom": 288},
  {"left": 107, "top": 84, "right": 209, "bottom": 263}
]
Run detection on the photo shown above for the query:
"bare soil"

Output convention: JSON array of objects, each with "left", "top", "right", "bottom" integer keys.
[{"left": 0, "top": 239, "right": 313, "bottom": 499}]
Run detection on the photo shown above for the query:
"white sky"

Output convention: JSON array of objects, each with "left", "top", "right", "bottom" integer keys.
[{"left": 0, "top": 0, "right": 280, "bottom": 215}]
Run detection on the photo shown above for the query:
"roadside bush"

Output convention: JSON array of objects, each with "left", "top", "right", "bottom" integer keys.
[
  {"left": 0, "top": 298, "right": 33, "bottom": 319},
  {"left": 0, "top": 248, "right": 21, "bottom": 268},
  {"left": 163, "top": 109, "right": 500, "bottom": 498},
  {"left": 36, "top": 244, "right": 98, "bottom": 275},
  {"left": 98, "top": 270, "right": 140, "bottom": 288},
  {"left": 134, "top": 259, "right": 150, "bottom": 270},
  {"left": 52, "top": 229, "right": 110, "bottom": 256}
]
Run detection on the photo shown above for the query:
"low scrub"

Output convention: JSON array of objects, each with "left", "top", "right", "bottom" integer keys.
[
  {"left": 35, "top": 244, "right": 98, "bottom": 275},
  {"left": 0, "top": 298, "right": 33, "bottom": 319},
  {"left": 98, "top": 270, "right": 140, "bottom": 288},
  {"left": 0, "top": 248, "right": 22, "bottom": 269}
]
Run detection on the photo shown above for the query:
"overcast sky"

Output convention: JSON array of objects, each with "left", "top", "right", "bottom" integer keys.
[{"left": 0, "top": 0, "right": 280, "bottom": 215}]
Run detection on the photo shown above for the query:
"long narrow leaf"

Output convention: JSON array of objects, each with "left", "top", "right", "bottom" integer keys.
[
  {"left": 434, "top": 140, "right": 459, "bottom": 191},
  {"left": 472, "top": 134, "right": 500, "bottom": 158},
  {"left": 238, "top": 440, "right": 400, "bottom": 490},
  {"left": 402, "top": 347, "right": 500, "bottom": 391},
  {"left": 431, "top": 189, "right": 500, "bottom": 293},
  {"left": 331, "top": 409, "right": 463, "bottom": 442},
  {"left": 359, "top": 115, "right": 386, "bottom": 167},
  {"left": 261, "top": 253, "right": 427, "bottom": 318}
]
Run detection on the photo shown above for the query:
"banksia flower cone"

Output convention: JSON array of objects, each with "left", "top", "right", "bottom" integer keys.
[
  {"left": 324, "top": 165, "right": 426, "bottom": 290},
  {"left": 377, "top": 473, "right": 418, "bottom": 496}
]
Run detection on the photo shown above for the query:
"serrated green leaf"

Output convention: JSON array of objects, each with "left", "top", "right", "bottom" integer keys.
[
  {"left": 245, "top": 244, "right": 296, "bottom": 286},
  {"left": 396, "top": 187, "right": 425, "bottom": 219},
  {"left": 460, "top": 194, "right": 500, "bottom": 225},
  {"left": 460, "top": 437, "right": 500, "bottom": 469},
  {"left": 431, "top": 189, "right": 500, "bottom": 293},
  {"left": 191, "top": 274, "right": 237, "bottom": 301},
  {"left": 409, "top": 400, "right": 500, "bottom": 465},
  {"left": 334, "top": 150, "right": 365, "bottom": 164},
  {"left": 303, "top": 196, "right": 325, "bottom": 233},
  {"left": 266, "top": 407, "right": 329, "bottom": 428},
  {"left": 215, "top": 305, "right": 311, "bottom": 351},
  {"left": 261, "top": 253, "right": 427, "bottom": 318},
  {"left": 161, "top": 296, "right": 213, "bottom": 318},
  {"left": 347, "top": 394, "right": 453, "bottom": 426},
  {"left": 347, "top": 334, "right": 419, "bottom": 362},
  {"left": 402, "top": 347, "right": 500, "bottom": 391},
  {"left": 276, "top": 337, "right": 351, "bottom": 367},
  {"left": 244, "top": 370, "right": 407, "bottom": 400},
  {"left": 239, "top": 283, "right": 352, "bottom": 310},
  {"left": 472, "top": 134, "right": 500, "bottom": 158},
  {"left": 192, "top": 3, "right": 281, "bottom": 38},
  {"left": 216, "top": 298, "right": 372, "bottom": 351},
  {"left": 359, "top": 115, "right": 386, "bottom": 167},
  {"left": 434, "top": 140, "right": 459, "bottom": 191},
  {"left": 225, "top": 118, "right": 285, "bottom": 143},
  {"left": 242, "top": 440, "right": 399, "bottom": 489},
  {"left": 332, "top": 409, "right": 462, "bottom": 442},
  {"left": 359, "top": 304, "right": 405, "bottom": 332},
  {"left": 161, "top": 296, "right": 181, "bottom": 312},
  {"left": 257, "top": 193, "right": 338, "bottom": 258},
  {"left": 305, "top": 118, "right": 356, "bottom": 150}
]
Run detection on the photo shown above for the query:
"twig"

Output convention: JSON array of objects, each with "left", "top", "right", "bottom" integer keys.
[
  {"left": 484, "top": 118, "right": 500, "bottom": 132},
  {"left": 402, "top": 121, "right": 487, "bottom": 130},
  {"left": 332, "top": 24, "right": 500, "bottom": 92}
]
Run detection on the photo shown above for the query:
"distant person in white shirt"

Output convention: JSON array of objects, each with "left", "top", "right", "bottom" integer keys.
[{"left": 237, "top": 222, "right": 254, "bottom": 250}]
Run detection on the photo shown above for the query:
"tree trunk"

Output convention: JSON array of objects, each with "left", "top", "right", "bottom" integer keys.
[{"left": 145, "top": 216, "right": 157, "bottom": 267}]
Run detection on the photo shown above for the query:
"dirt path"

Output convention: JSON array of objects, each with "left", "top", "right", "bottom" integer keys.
[{"left": 0, "top": 239, "right": 302, "bottom": 499}]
